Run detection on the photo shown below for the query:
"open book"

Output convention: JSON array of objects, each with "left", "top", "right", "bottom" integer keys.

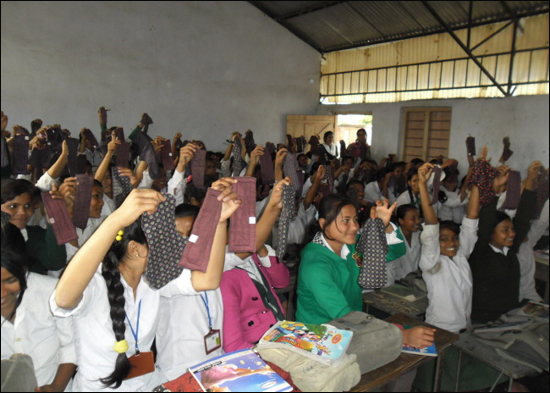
[
  {"left": 381, "top": 283, "right": 426, "bottom": 302},
  {"left": 188, "top": 349, "right": 292, "bottom": 392},
  {"left": 257, "top": 320, "right": 353, "bottom": 366}
]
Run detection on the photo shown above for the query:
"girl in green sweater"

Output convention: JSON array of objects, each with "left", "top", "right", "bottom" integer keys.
[{"left": 296, "top": 194, "right": 435, "bottom": 349}]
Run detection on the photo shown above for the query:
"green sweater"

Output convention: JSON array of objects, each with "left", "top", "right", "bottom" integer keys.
[
  {"left": 296, "top": 240, "right": 363, "bottom": 325},
  {"left": 27, "top": 224, "right": 67, "bottom": 274}
]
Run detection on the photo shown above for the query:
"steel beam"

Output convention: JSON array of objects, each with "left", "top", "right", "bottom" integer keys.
[{"left": 421, "top": 1, "right": 509, "bottom": 96}]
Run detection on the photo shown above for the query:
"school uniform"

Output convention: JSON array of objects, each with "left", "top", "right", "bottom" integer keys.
[
  {"left": 101, "top": 194, "right": 115, "bottom": 217},
  {"left": 386, "top": 229, "right": 421, "bottom": 285},
  {"left": 50, "top": 265, "right": 199, "bottom": 392},
  {"left": 296, "top": 233, "right": 363, "bottom": 325},
  {"left": 65, "top": 216, "right": 107, "bottom": 262},
  {"left": 1, "top": 273, "right": 76, "bottom": 390},
  {"left": 220, "top": 246, "right": 290, "bottom": 353},
  {"left": 22, "top": 225, "right": 67, "bottom": 275},
  {"left": 364, "top": 181, "right": 388, "bottom": 204},
  {"left": 437, "top": 185, "right": 467, "bottom": 224},
  {"left": 420, "top": 218, "right": 478, "bottom": 333}
]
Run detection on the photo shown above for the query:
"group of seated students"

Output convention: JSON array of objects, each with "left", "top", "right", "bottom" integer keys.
[{"left": 1, "top": 108, "right": 548, "bottom": 392}]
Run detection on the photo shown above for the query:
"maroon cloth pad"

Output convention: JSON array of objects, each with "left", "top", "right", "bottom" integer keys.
[
  {"left": 116, "top": 142, "right": 131, "bottom": 168},
  {"left": 430, "top": 166, "right": 443, "bottom": 206},
  {"left": 41, "top": 191, "right": 78, "bottom": 245},
  {"left": 468, "top": 160, "right": 499, "bottom": 207},
  {"left": 260, "top": 144, "right": 275, "bottom": 185},
  {"left": 160, "top": 140, "right": 175, "bottom": 172},
  {"left": 83, "top": 129, "right": 100, "bottom": 150},
  {"left": 12, "top": 135, "right": 30, "bottom": 175},
  {"left": 179, "top": 188, "right": 222, "bottom": 272},
  {"left": 66, "top": 138, "right": 80, "bottom": 176},
  {"left": 229, "top": 177, "right": 257, "bottom": 253},
  {"left": 190, "top": 149, "right": 207, "bottom": 190},
  {"left": 72, "top": 174, "right": 94, "bottom": 230},
  {"left": 466, "top": 136, "right": 476, "bottom": 156},
  {"left": 500, "top": 171, "right": 522, "bottom": 211}
]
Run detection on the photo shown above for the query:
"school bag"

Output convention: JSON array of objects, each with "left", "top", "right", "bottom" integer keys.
[
  {"left": 329, "top": 311, "right": 403, "bottom": 374},
  {"left": 470, "top": 313, "right": 549, "bottom": 373}
]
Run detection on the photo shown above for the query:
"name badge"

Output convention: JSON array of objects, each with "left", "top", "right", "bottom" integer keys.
[
  {"left": 124, "top": 351, "right": 155, "bottom": 380},
  {"left": 204, "top": 329, "right": 222, "bottom": 355}
]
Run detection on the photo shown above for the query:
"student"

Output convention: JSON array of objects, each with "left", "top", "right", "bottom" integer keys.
[
  {"left": 469, "top": 161, "right": 541, "bottom": 323},
  {"left": 1, "top": 179, "right": 67, "bottom": 274},
  {"left": 51, "top": 183, "right": 241, "bottom": 391},
  {"left": 385, "top": 204, "right": 422, "bottom": 285},
  {"left": 437, "top": 168, "right": 468, "bottom": 224},
  {"left": 220, "top": 178, "right": 291, "bottom": 353},
  {"left": 318, "top": 131, "right": 338, "bottom": 163},
  {"left": 418, "top": 163, "right": 480, "bottom": 333},
  {"left": 345, "top": 128, "right": 371, "bottom": 165},
  {"left": 295, "top": 194, "right": 434, "bottom": 350},
  {"left": 396, "top": 169, "right": 421, "bottom": 212},
  {"left": 1, "top": 220, "right": 76, "bottom": 392}
]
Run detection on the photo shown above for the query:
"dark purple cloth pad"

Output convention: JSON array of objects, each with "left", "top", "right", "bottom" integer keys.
[
  {"left": 140, "top": 142, "right": 162, "bottom": 180},
  {"left": 46, "top": 128, "right": 62, "bottom": 153},
  {"left": 12, "top": 135, "right": 29, "bottom": 175},
  {"left": 133, "top": 131, "right": 153, "bottom": 155},
  {"left": 231, "top": 137, "right": 245, "bottom": 177},
  {"left": 1, "top": 134, "right": 10, "bottom": 168},
  {"left": 143, "top": 194, "right": 186, "bottom": 289},
  {"left": 179, "top": 188, "right": 222, "bottom": 272},
  {"left": 83, "top": 129, "right": 100, "bottom": 149},
  {"left": 535, "top": 172, "right": 549, "bottom": 219},
  {"left": 111, "top": 167, "right": 133, "bottom": 209},
  {"left": 277, "top": 184, "right": 297, "bottom": 260},
  {"left": 260, "top": 144, "right": 275, "bottom": 185},
  {"left": 283, "top": 153, "right": 302, "bottom": 198},
  {"left": 76, "top": 155, "right": 88, "bottom": 175},
  {"left": 430, "top": 167, "right": 443, "bottom": 206},
  {"left": 114, "top": 128, "right": 125, "bottom": 142},
  {"left": 41, "top": 191, "right": 78, "bottom": 245},
  {"left": 466, "top": 137, "right": 476, "bottom": 156},
  {"left": 500, "top": 171, "right": 522, "bottom": 211},
  {"left": 357, "top": 218, "right": 388, "bottom": 290},
  {"left": 66, "top": 138, "right": 80, "bottom": 176},
  {"left": 116, "top": 142, "right": 131, "bottom": 168},
  {"left": 72, "top": 174, "right": 94, "bottom": 230},
  {"left": 28, "top": 146, "right": 51, "bottom": 170},
  {"left": 468, "top": 160, "right": 499, "bottom": 207},
  {"left": 160, "top": 141, "right": 175, "bottom": 172},
  {"left": 229, "top": 177, "right": 257, "bottom": 253},
  {"left": 190, "top": 149, "right": 207, "bottom": 190}
]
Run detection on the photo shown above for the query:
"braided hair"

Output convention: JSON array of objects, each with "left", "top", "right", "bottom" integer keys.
[{"left": 100, "top": 219, "right": 147, "bottom": 388}]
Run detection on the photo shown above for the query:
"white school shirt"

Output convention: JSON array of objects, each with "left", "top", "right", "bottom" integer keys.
[
  {"left": 364, "top": 181, "right": 387, "bottom": 204},
  {"left": 517, "top": 199, "right": 549, "bottom": 302},
  {"left": 50, "top": 266, "right": 198, "bottom": 392},
  {"left": 389, "top": 230, "right": 422, "bottom": 283},
  {"left": 65, "top": 216, "right": 107, "bottom": 262},
  {"left": 420, "top": 218, "right": 478, "bottom": 333},
  {"left": 166, "top": 168, "right": 187, "bottom": 207},
  {"left": 101, "top": 194, "right": 116, "bottom": 217},
  {"left": 2, "top": 274, "right": 76, "bottom": 390},
  {"left": 437, "top": 186, "right": 467, "bottom": 224}
]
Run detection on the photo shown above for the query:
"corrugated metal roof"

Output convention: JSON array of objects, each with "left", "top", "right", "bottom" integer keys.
[{"left": 249, "top": 1, "right": 549, "bottom": 52}]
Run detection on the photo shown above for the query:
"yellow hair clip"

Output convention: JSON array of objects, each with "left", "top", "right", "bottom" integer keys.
[
  {"left": 114, "top": 339, "right": 128, "bottom": 354},
  {"left": 115, "top": 230, "right": 124, "bottom": 242}
]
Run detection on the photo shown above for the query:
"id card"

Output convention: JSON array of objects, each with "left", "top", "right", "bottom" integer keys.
[
  {"left": 125, "top": 351, "right": 155, "bottom": 380},
  {"left": 204, "top": 329, "right": 221, "bottom": 355}
]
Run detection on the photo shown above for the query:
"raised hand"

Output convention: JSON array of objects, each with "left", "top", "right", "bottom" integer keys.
[
  {"left": 112, "top": 189, "right": 166, "bottom": 227},
  {"left": 267, "top": 177, "right": 291, "bottom": 210},
  {"left": 493, "top": 165, "right": 510, "bottom": 192},
  {"left": 249, "top": 145, "right": 265, "bottom": 166},
  {"left": 275, "top": 148, "right": 288, "bottom": 167},
  {"left": 418, "top": 163, "right": 433, "bottom": 184},
  {"left": 374, "top": 199, "right": 398, "bottom": 227},
  {"left": 211, "top": 177, "right": 241, "bottom": 223}
]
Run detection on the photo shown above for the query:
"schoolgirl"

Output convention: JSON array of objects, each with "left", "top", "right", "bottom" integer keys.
[
  {"left": 1, "top": 220, "right": 76, "bottom": 391},
  {"left": 51, "top": 182, "right": 241, "bottom": 391}
]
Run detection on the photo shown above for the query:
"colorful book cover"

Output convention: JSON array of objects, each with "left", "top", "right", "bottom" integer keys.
[
  {"left": 188, "top": 349, "right": 292, "bottom": 392},
  {"left": 257, "top": 320, "right": 353, "bottom": 366},
  {"left": 402, "top": 342, "right": 438, "bottom": 357}
]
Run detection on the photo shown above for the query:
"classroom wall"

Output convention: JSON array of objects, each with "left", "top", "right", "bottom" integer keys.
[
  {"left": 316, "top": 94, "right": 550, "bottom": 177},
  {"left": 1, "top": 1, "right": 320, "bottom": 151}
]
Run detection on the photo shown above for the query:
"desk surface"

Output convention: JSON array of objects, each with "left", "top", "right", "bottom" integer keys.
[
  {"left": 350, "top": 313, "right": 459, "bottom": 392},
  {"left": 453, "top": 331, "right": 538, "bottom": 380},
  {"left": 363, "top": 289, "right": 429, "bottom": 319}
]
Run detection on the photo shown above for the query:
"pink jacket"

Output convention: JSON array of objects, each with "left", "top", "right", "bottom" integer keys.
[{"left": 220, "top": 253, "right": 290, "bottom": 353}]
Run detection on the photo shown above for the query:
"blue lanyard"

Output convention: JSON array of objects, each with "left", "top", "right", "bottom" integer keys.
[
  {"left": 200, "top": 293, "right": 212, "bottom": 330},
  {"left": 125, "top": 300, "right": 142, "bottom": 354}
]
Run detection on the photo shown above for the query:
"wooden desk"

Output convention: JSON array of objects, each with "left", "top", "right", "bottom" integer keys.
[
  {"left": 453, "top": 330, "right": 538, "bottom": 392},
  {"left": 534, "top": 251, "right": 549, "bottom": 303},
  {"left": 350, "top": 313, "right": 460, "bottom": 392},
  {"left": 363, "top": 289, "right": 429, "bottom": 319}
]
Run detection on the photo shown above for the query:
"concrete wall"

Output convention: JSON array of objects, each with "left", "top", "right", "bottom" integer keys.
[
  {"left": 317, "top": 95, "right": 549, "bottom": 177},
  {"left": 1, "top": 1, "right": 320, "bottom": 151}
]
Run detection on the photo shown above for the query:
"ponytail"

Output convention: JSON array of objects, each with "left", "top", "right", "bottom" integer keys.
[{"left": 100, "top": 219, "right": 147, "bottom": 388}]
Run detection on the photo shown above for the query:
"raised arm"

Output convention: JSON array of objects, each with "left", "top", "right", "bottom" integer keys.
[
  {"left": 55, "top": 189, "right": 166, "bottom": 310},
  {"left": 418, "top": 163, "right": 437, "bottom": 225},
  {"left": 94, "top": 131, "right": 120, "bottom": 182},
  {"left": 190, "top": 178, "right": 242, "bottom": 291},
  {"left": 46, "top": 140, "right": 69, "bottom": 180},
  {"left": 304, "top": 165, "right": 325, "bottom": 210},
  {"left": 274, "top": 148, "right": 287, "bottom": 182},
  {"left": 245, "top": 145, "right": 264, "bottom": 177}
]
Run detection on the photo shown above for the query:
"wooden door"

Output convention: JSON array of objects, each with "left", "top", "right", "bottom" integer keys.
[{"left": 401, "top": 109, "right": 452, "bottom": 161}]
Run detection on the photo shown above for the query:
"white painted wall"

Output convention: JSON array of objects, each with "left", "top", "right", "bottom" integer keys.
[
  {"left": 1, "top": 1, "right": 320, "bottom": 151},
  {"left": 317, "top": 95, "right": 549, "bottom": 177}
]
